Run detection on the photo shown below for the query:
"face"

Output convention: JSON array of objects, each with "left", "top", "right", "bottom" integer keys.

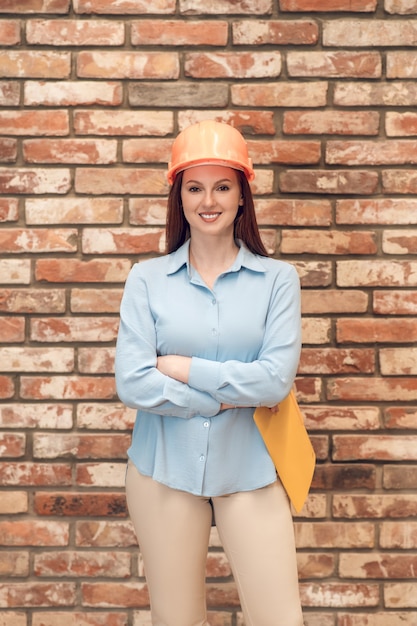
[{"left": 180, "top": 165, "right": 243, "bottom": 240}]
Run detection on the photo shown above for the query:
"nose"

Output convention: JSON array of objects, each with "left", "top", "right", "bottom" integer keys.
[{"left": 202, "top": 190, "right": 216, "bottom": 209}]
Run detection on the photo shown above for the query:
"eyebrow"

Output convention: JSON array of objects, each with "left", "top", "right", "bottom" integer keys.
[{"left": 183, "top": 178, "right": 233, "bottom": 185}]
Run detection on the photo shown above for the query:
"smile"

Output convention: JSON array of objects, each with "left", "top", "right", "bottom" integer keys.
[{"left": 199, "top": 212, "right": 221, "bottom": 221}]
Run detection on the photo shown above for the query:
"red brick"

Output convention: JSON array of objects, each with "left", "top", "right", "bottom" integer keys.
[
  {"left": 281, "top": 229, "right": 377, "bottom": 255},
  {"left": 327, "top": 139, "right": 417, "bottom": 165},
  {"left": 380, "top": 347, "right": 417, "bottom": 376},
  {"left": 0, "top": 110, "right": 68, "bottom": 135},
  {"left": 82, "top": 227, "right": 165, "bottom": 255},
  {"left": 0, "top": 317, "right": 25, "bottom": 343},
  {"left": 233, "top": 81, "right": 328, "bottom": 108},
  {"left": 338, "top": 612, "right": 417, "bottom": 626},
  {"left": 78, "top": 347, "right": 115, "bottom": 373},
  {"left": 0, "top": 198, "right": 18, "bottom": 222},
  {"left": 34, "top": 493, "right": 127, "bottom": 517},
  {"left": 26, "top": 198, "right": 123, "bottom": 224},
  {"left": 23, "top": 139, "right": 117, "bottom": 164},
  {"left": 77, "top": 51, "right": 179, "bottom": 79},
  {"left": 177, "top": 110, "right": 276, "bottom": 135},
  {"left": 34, "top": 550, "right": 130, "bottom": 578},
  {"left": 386, "top": 0, "right": 417, "bottom": 13},
  {"left": 312, "top": 464, "right": 376, "bottom": 490},
  {"left": 0, "top": 0, "right": 70, "bottom": 12},
  {"left": 300, "top": 582, "right": 379, "bottom": 608},
  {"left": 0, "top": 51, "right": 70, "bottom": 78},
  {"left": 386, "top": 111, "right": 417, "bottom": 136},
  {"left": 26, "top": 19, "right": 124, "bottom": 46},
  {"left": 35, "top": 258, "right": 131, "bottom": 283},
  {"left": 380, "top": 522, "right": 417, "bottom": 549},
  {"left": 296, "top": 262, "right": 332, "bottom": 288},
  {"left": 299, "top": 348, "right": 375, "bottom": 375},
  {"left": 180, "top": 0, "right": 272, "bottom": 13},
  {"left": 384, "top": 407, "right": 417, "bottom": 430},
  {"left": 0, "top": 613, "right": 28, "bottom": 626},
  {"left": 337, "top": 260, "right": 417, "bottom": 287},
  {"left": 383, "top": 229, "right": 417, "bottom": 254},
  {"left": 74, "top": 0, "right": 176, "bottom": 13},
  {"left": 301, "top": 290, "right": 368, "bottom": 314},
  {"left": 24, "top": 80, "right": 122, "bottom": 106},
  {"left": 75, "top": 168, "right": 168, "bottom": 195},
  {"left": 336, "top": 318, "right": 417, "bottom": 343},
  {"left": 0, "top": 347, "right": 73, "bottom": 372},
  {"left": 324, "top": 19, "right": 417, "bottom": 46},
  {"left": 0, "top": 491, "right": 28, "bottom": 514},
  {"left": 0, "top": 520, "right": 69, "bottom": 546},
  {"left": 81, "top": 582, "right": 149, "bottom": 608},
  {"left": 387, "top": 51, "right": 417, "bottom": 78},
  {"left": 0, "top": 138, "right": 17, "bottom": 162},
  {"left": 131, "top": 20, "right": 228, "bottom": 45},
  {"left": 248, "top": 139, "right": 320, "bottom": 165},
  {"left": 20, "top": 376, "right": 116, "bottom": 400},
  {"left": 75, "top": 521, "right": 137, "bottom": 547},
  {"left": 185, "top": 52, "right": 282, "bottom": 79},
  {"left": 0, "top": 289, "right": 65, "bottom": 313},
  {"left": 0, "top": 403, "right": 73, "bottom": 429},
  {"left": 232, "top": 20, "right": 318, "bottom": 45},
  {"left": 74, "top": 110, "right": 173, "bottom": 136},
  {"left": 0, "top": 463, "right": 72, "bottom": 487},
  {"left": 0, "top": 551, "right": 29, "bottom": 576},
  {"left": 0, "top": 20, "right": 20, "bottom": 46},
  {"left": 385, "top": 583, "right": 417, "bottom": 608},
  {"left": 76, "top": 403, "right": 135, "bottom": 431},
  {"left": 0, "top": 228, "right": 77, "bottom": 253},
  {"left": 30, "top": 317, "right": 118, "bottom": 343},
  {"left": 287, "top": 51, "right": 381, "bottom": 78},
  {"left": 283, "top": 110, "right": 379, "bottom": 135},
  {"left": 383, "top": 169, "right": 417, "bottom": 194},
  {"left": 0, "top": 81, "right": 20, "bottom": 105},
  {"left": 295, "top": 521, "right": 375, "bottom": 549},
  {"left": 0, "top": 168, "right": 71, "bottom": 194},
  {"left": 76, "top": 462, "right": 125, "bottom": 488},
  {"left": 279, "top": 170, "right": 378, "bottom": 195},
  {"left": 123, "top": 138, "right": 174, "bottom": 164},
  {"left": 279, "top": 0, "right": 376, "bottom": 9},
  {"left": 297, "top": 553, "right": 335, "bottom": 579},
  {"left": 336, "top": 199, "right": 417, "bottom": 225},
  {"left": 328, "top": 378, "right": 417, "bottom": 403},
  {"left": 0, "top": 433, "right": 26, "bottom": 458},
  {"left": 333, "top": 494, "right": 417, "bottom": 517},
  {"left": 32, "top": 613, "right": 128, "bottom": 626},
  {"left": 33, "top": 433, "right": 129, "bottom": 459},
  {"left": 334, "top": 81, "right": 417, "bottom": 106},
  {"left": 0, "top": 378, "right": 15, "bottom": 401},
  {"left": 71, "top": 289, "right": 123, "bottom": 314},
  {"left": 303, "top": 406, "right": 380, "bottom": 431},
  {"left": 0, "top": 582, "right": 76, "bottom": 607},
  {"left": 340, "top": 553, "right": 417, "bottom": 578}
]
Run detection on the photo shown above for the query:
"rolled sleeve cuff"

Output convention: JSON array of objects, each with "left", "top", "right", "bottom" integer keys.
[
  {"left": 189, "top": 356, "right": 220, "bottom": 395},
  {"left": 163, "top": 376, "right": 220, "bottom": 417}
]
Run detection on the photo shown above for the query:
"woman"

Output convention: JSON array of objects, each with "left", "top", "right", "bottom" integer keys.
[{"left": 115, "top": 120, "right": 304, "bottom": 626}]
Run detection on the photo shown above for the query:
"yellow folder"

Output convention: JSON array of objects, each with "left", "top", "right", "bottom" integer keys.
[{"left": 254, "top": 390, "right": 316, "bottom": 513}]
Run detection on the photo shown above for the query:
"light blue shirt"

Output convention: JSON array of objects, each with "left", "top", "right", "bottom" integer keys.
[{"left": 115, "top": 240, "right": 301, "bottom": 497}]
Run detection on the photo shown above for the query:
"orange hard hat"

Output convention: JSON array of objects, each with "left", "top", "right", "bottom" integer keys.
[{"left": 167, "top": 120, "right": 255, "bottom": 185}]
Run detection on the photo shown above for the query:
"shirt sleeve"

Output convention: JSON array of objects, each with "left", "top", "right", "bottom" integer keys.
[
  {"left": 115, "top": 264, "right": 221, "bottom": 418},
  {"left": 188, "top": 263, "right": 302, "bottom": 407}
]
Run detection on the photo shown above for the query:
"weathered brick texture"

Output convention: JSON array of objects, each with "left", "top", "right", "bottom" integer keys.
[{"left": 1, "top": 1, "right": 417, "bottom": 624}]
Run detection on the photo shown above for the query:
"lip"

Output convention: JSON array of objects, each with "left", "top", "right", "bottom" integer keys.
[{"left": 199, "top": 212, "right": 221, "bottom": 221}]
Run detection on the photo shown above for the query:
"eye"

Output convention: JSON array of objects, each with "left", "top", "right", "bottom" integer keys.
[
  {"left": 217, "top": 184, "right": 230, "bottom": 192},
  {"left": 186, "top": 185, "right": 201, "bottom": 193}
]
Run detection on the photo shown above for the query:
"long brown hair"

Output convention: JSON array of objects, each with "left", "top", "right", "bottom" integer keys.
[{"left": 165, "top": 170, "right": 268, "bottom": 257}]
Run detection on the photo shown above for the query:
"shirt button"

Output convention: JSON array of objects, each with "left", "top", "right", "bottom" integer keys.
[
  {"left": 211, "top": 328, "right": 217, "bottom": 335},
  {"left": 212, "top": 298, "right": 216, "bottom": 305},
  {"left": 199, "top": 455, "right": 205, "bottom": 461},
  {"left": 203, "top": 421, "right": 209, "bottom": 428}
]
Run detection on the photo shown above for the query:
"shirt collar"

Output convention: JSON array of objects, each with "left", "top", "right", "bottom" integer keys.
[{"left": 167, "top": 239, "right": 267, "bottom": 276}]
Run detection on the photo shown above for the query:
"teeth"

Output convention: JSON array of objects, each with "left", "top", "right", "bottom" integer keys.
[{"left": 200, "top": 213, "right": 219, "bottom": 219}]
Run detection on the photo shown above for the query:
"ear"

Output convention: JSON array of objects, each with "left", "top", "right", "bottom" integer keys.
[{"left": 239, "top": 196, "right": 244, "bottom": 206}]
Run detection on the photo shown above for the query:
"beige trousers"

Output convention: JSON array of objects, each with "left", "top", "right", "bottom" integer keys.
[{"left": 126, "top": 461, "right": 304, "bottom": 626}]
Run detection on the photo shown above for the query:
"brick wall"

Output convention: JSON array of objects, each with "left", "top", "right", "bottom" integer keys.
[{"left": 1, "top": 1, "right": 417, "bottom": 625}]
